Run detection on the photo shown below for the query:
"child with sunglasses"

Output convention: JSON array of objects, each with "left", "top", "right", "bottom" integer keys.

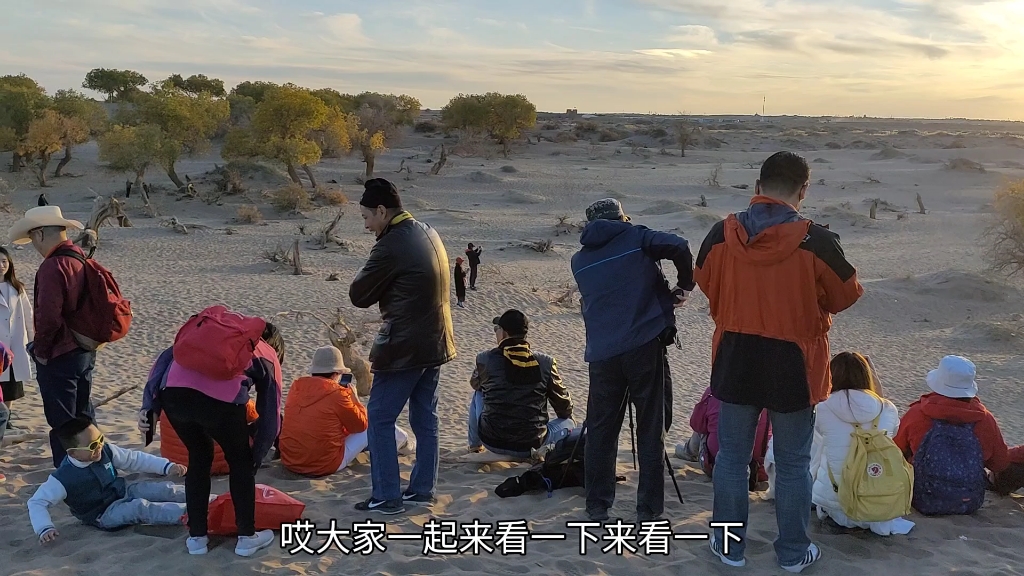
[{"left": 27, "top": 417, "right": 189, "bottom": 544}]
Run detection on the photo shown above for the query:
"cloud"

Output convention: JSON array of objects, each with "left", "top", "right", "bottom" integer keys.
[
  {"left": 635, "top": 48, "right": 712, "bottom": 58},
  {"left": 475, "top": 18, "right": 529, "bottom": 32},
  {"left": 321, "top": 13, "right": 369, "bottom": 45},
  {"left": 665, "top": 25, "right": 718, "bottom": 47}
]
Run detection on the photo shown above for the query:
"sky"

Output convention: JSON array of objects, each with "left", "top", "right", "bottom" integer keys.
[{"left": 1, "top": 0, "right": 1023, "bottom": 120}]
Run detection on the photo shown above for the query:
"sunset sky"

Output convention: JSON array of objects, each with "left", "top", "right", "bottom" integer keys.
[{"left": 2, "top": 0, "right": 1023, "bottom": 120}]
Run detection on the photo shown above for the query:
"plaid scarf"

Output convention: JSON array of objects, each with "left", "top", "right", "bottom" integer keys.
[{"left": 500, "top": 338, "right": 541, "bottom": 387}]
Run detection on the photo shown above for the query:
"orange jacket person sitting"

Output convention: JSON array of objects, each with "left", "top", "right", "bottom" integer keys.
[{"left": 279, "top": 346, "right": 407, "bottom": 477}]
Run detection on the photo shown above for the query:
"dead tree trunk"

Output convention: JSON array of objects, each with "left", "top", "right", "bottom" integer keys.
[
  {"left": 291, "top": 240, "right": 303, "bottom": 276},
  {"left": 166, "top": 164, "right": 185, "bottom": 190},
  {"left": 35, "top": 153, "right": 52, "bottom": 187},
  {"left": 286, "top": 162, "right": 302, "bottom": 186},
  {"left": 10, "top": 152, "right": 22, "bottom": 173},
  {"left": 329, "top": 312, "right": 373, "bottom": 396},
  {"left": 363, "top": 151, "right": 376, "bottom": 178},
  {"left": 430, "top": 144, "right": 448, "bottom": 176},
  {"left": 134, "top": 166, "right": 147, "bottom": 192},
  {"left": 916, "top": 193, "right": 926, "bottom": 214},
  {"left": 54, "top": 146, "right": 72, "bottom": 177},
  {"left": 301, "top": 164, "right": 319, "bottom": 189},
  {"left": 870, "top": 200, "right": 878, "bottom": 220}
]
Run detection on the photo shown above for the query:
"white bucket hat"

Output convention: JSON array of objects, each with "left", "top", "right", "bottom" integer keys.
[
  {"left": 8, "top": 206, "right": 84, "bottom": 245},
  {"left": 926, "top": 355, "right": 978, "bottom": 399},
  {"left": 308, "top": 346, "right": 351, "bottom": 375}
]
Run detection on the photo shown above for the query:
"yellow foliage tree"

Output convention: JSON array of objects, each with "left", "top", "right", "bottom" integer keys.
[
  {"left": 98, "top": 124, "right": 165, "bottom": 189},
  {"left": 138, "top": 88, "right": 229, "bottom": 188},
  {"left": 222, "top": 85, "right": 331, "bottom": 188},
  {"left": 20, "top": 110, "right": 87, "bottom": 187}
]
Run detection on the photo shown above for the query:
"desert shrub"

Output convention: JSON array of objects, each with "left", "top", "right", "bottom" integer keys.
[
  {"left": 317, "top": 188, "right": 348, "bottom": 206},
  {"left": 825, "top": 142, "right": 842, "bottom": 149},
  {"left": 272, "top": 185, "right": 312, "bottom": 212},
  {"left": 986, "top": 178, "right": 1024, "bottom": 277},
  {"left": 224, "top": 160, "right": 291, "bottom": 186},
  {"left": 237, "top": 204, "right": 263, "bottom": 224},
  {"left": 598, "top": 128, "right": 629, "bottom": 142},
  {"left": 574, "top": 121, "right": 599, "bottom": 136},
  {"left": 540, "top": 122, "right": 561, "bottom": 131},
  {"left": 414, "top": 120, "right": 439, "bottom": 133},
  {"left": 554, "top": 131, "right": 578, "bottom": 143},
  {"left": 946, "top": 158, "right": 986, "bottom": 172}
]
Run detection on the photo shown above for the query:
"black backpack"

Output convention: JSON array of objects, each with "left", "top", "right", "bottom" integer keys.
[{"left": 494, "top": 427, "right": 625, "bottom": 498}]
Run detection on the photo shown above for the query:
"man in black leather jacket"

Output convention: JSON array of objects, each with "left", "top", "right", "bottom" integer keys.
[
  {"left": 349, "top": 178, "right": 456, "bottom": 515},
  {"left": 467, "top": 310, "right": 575, "bottom": 458}
]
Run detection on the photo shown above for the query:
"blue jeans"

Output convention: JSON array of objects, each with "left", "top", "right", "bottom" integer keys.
[
  {"left": 95, "top": 481, "right": 187, "bottom": 530},
  {"left": 0, "top": 402, "right": 8, "bottom": 445},
  {"left": 367, "top": 367, "right": 441, "bottom": 501},
  {"left": 467, "top": 390, "right": 575, "bottom": 458},
  {"left": 712, "top": 402, "right": 814, "bottom": 566}
]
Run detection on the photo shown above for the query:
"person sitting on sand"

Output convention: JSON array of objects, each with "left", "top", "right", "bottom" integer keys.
[
  {"left": 679, "top": 387, "right": 770, "bottom": 490},
  {"left": 808, "top": 352, "right": 913, "bottom": 535},
  {"left": 279, "top": 346, "right": 408, "bottom": 477},
  {"left": 894, "top": 355, "right": 1024, "bottom": 515},
  {"left": 28, "top": 418, "right": 189, "bottom": 544},
  {"left": 468, "top": 310, "right": 575, "bottom": 458}
]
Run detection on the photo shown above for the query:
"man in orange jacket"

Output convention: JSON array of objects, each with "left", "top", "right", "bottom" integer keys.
[
  {"left": 695, "top": 151, "right": 863, "bottom": 573},
  {"left": 279, "top": 347, "right": 407, "bottom": 477}
]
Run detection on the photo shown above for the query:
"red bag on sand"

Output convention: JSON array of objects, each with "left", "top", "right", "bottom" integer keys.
[
  {"left": 206, "top": 484, "right": 306, "bottom": 536},
  {"left": 173, "top": 306, "right": 266, "bottom": 380}
]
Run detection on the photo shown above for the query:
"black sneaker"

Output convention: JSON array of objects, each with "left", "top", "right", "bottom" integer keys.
[
  {"left": 354, "top": 498, "right": 406, "bottom": 515},
  {"left": 586, "top": 508, "right": 610, "bottom": 522},
  {"left": 402, "top": 491, "right": 434, "bottom": 504}
]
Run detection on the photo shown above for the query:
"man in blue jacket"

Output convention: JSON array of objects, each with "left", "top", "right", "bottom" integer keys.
[{"left": 571, "top": 198, "right": 694, "bottom": 522}]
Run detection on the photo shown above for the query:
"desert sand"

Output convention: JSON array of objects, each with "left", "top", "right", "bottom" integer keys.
[{"left": 2, "top": 114, "right": 1024, "bottom": 575}]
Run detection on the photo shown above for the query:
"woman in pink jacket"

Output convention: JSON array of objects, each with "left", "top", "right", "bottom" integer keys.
[{"left": 680, "top": 387, "right": 771, "bottom": 489}]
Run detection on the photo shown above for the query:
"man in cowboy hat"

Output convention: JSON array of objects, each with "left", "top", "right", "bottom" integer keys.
[
  {"left": 8, "top": 206, "right": 95, "bottom": 468},
  {"left": 279, "top": 345, "right": 408, "bottom": 477}
]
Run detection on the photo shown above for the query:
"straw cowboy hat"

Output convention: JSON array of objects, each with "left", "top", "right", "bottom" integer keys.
[
  {"left": 307, "top": 346, "right": 351, "bottom": 375},
  {"left": 926, "top": 355, "right": 978, "bottom": 399},
  {"left": 8, "top": 206, "right": 84, "bottom": 245}
]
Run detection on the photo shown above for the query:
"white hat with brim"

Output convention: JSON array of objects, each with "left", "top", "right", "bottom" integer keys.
[
  {"left": 308, "top": 345, "right": 352, "bottom": 375},
  {"left": 8, "top": 206, "right": 84, "bottom": 245},
  {"left": 926, "top": 355, "right": 978, "bottom": 399}
]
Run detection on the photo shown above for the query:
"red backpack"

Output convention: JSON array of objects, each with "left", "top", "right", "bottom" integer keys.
[
  {"left": 54, "top": 249, "right": 132, "bottom": 350},
  {"left": 173, "top": 306, "right": 266, "bottom": 380}
]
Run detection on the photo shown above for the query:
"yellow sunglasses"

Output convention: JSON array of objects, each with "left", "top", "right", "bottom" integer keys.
[{"left": 70, "top": 434, "right": 105, "bottom": 452}]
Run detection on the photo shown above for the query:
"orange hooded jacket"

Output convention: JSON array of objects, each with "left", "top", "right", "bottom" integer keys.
[
  {"left": 279, "top": 376, "right": 367, "bottom": 477},
  {"left": 694, "top": 196, "right": 863, "bottom": 412}
]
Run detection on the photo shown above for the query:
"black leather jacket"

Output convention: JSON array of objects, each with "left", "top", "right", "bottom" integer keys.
[
  {"left": 349, "top": 216, "right": 457, "bottom": 372},
  {"left": 471, "top": 346, "right": 574, "bottom": 452}
]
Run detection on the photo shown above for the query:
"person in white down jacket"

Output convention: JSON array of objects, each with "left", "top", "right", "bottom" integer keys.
[{"left": 766, "top": 352, "right": 914, "bottom": 536}]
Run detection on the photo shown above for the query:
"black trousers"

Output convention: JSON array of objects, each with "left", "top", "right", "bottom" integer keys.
[
  {"left": 162, "top": 387, "right": 256, "bottom": 537},
  {"left": 456, "top": 281, "right": 466, "bottom": 302},
  {"left": 585, "top": 337, "right": 666, "bottom": 520},
  {"left": 469, "top": 265, "right": 479, "bottom": 288},
  {"left": 36, "top": 349, "right": 96, "bottom": 468}
]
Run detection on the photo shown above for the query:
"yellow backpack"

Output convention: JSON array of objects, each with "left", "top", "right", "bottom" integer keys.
[{"left": 827, "top": 410, "right": 914, "bottom": 522}]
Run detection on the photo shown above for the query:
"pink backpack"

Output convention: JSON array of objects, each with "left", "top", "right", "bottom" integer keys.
[{"left": 173, "top": 306, "right": 266, "bottom": 380}]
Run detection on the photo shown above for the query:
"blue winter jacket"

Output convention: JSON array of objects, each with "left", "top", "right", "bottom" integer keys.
[{"left": 571, "top": 220, "right": 695, "bottom": 362}]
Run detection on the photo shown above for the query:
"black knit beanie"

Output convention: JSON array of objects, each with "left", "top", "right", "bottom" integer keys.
[{"left": 359, "top": 178, "right": 402, "bottom": 210}]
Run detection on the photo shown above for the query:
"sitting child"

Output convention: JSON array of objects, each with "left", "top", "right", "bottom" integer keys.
[
  {"left": 681, "top": 387, "right": 770, "bottom": 490},
  {"left": 895, "top": 355, "right": 1024, "bottom": 515},
  {"left": 279, "top": 346, "right": 407, "bottom": 477},
  {"left": 809, "top": 352, "right": 913, "bottom": 535},
  {"left": 28, "top": 418, "right": 189, "bottom": 544}
]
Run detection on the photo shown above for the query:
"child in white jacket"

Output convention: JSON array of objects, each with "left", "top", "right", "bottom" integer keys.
[
  {"left": 28, "top": 418, "right": 189, "bottom": 544},
  {"left": 767, "top": 352, "right": 914, "bottom": 536}
]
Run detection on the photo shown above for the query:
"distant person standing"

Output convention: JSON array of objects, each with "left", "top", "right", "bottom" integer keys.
[
  {"left": 454, "top": 257, "right": 467, "bottom": 309},
  {"left": 350, "top": 178, "right": 457, "bottom": 515},
  {"left": 8, "top": 207, "right": 95, "bottom": 468},
  {"left": 571, "top": 198, "right": 693, "bottom": 523},
  {"left": 695, "top": 151, "right": 863, "bottom": 572},
  {"left": 466, "top": 243, "right": 482, "bottom": 290},
  {"left": 0, "top": 247, "right": 34, "bottom": 430}
]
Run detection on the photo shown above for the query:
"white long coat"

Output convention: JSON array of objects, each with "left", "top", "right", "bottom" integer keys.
[{"left": 0, "top": 282, "right": 34, "bottom": 384}]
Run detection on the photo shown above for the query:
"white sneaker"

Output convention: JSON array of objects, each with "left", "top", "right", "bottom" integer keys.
[
  {"left": 235, "top": 530, "right": 274, "bottom": 557},
  {"left": 709, "top": 536, "right": 745, "bottom": 567},
  {"left": 187, "top": 536, "right": 209, "bottom": 555},
  {"left": 782, "top": 543, "right": 821, "bottom": 573}
]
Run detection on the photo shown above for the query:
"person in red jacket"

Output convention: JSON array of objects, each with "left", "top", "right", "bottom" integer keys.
[{"left": 895, "top": 355, "right": 1021, "bottom": 476}]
